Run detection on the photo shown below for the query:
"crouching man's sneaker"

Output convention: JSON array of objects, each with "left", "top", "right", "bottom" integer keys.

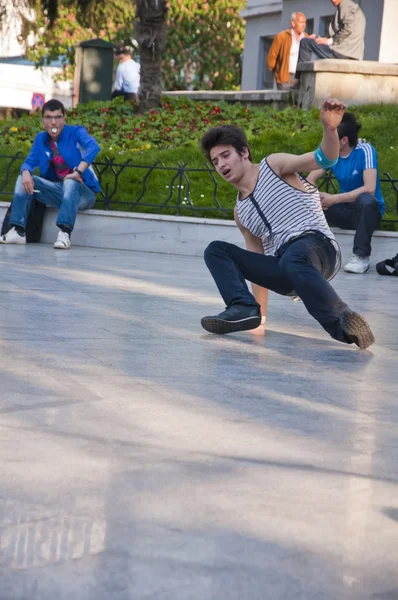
[
  {"left": 201, "top": 305, "right": 261, "bottom": 334},
  {"left": 54, "top": 231, "right": 71, "bottom": 249},
  {"left": 340, "top": 311, "right": 375, "bottom": 350},
  {"left": 344, "top": 255, "right": 370, "bottom": 274},
  {"left": 0, "top": 227, "right": 26, "bottom": 245}
]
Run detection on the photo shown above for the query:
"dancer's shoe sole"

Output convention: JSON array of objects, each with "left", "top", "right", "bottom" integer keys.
[
  {"left": 201, "top": 315, "right": 261, "bottom": 334},
  {"left": 340, "top": 311, "right": 375, "bottom": 350}
]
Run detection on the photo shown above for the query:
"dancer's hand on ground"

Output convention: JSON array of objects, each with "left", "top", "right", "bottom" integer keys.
[
  {"left": 21, "top": 170, "right": 34, "bottom": 195},
  {"left": 320, "top": 99, "right": 346, "bottom": 130},
  {"left": 320, "top": 192, "right": 336, "bottom": 209},
  {"left": 249, "top": 316, "right": 266, "bottom": 336}
]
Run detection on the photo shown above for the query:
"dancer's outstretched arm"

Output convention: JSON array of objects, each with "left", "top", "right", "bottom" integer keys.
[{"left": 267, "top": 99, "right": 345, "bottom": 177}]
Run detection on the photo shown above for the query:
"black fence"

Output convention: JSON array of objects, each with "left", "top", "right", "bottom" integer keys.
[{"left": 1, "top": 153, "right": 397, "bottom": 222}]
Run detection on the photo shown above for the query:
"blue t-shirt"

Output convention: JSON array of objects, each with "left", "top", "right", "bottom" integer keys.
[{"left": 331, "top": 142, "right": 385, "bottom": 215}]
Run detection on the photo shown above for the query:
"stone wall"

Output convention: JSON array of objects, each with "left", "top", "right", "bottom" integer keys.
[
  {"left": 163, "top": 89, "right": 290, "bottom": 109},
  {"left": 1, "top": 203, "right": 397, "bottom": 257},
  {"left": 298, "top": 59, "right": 398, "bottom": 110}
]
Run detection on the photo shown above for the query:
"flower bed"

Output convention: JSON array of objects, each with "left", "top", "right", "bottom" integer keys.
[{"left": 0, "top": 99, "right": 397, "bottom": 226}]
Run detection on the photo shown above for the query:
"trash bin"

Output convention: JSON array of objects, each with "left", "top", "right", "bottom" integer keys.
[{"left": 74, "top": 39, "right": 114, "bottom": 105}]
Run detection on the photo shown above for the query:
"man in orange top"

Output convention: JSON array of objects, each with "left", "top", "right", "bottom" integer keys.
[{"left": 267, "top": 12, "right": 312, "bottom": 89}]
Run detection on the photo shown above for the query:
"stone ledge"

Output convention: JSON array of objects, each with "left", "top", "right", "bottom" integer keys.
[
  {"left": 298, "top": 59, "right": 398, "bottom": 109},
  {"left": 297, "top": 59, "right": 398, "bottom": 76},
  {"left": 163, "top": 90, "right": 289, "bottom": 103},
  {"left": 1, "top": 203, "right": 397, "bottom": 258},
  {"left": 240, "top": 2, "right": 283, "bottom": 19}
]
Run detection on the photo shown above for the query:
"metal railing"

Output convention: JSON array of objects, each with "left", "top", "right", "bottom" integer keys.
[
  {"left": 92, "top": 157, "right": 231, "bottom": 217},
  {"left": 0, "top": 153, "right": 397, "bottom": 221}
]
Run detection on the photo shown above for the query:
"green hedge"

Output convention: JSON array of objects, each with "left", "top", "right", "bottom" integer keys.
[{"left": 1, "top": 98, "right": 397, "bottom": 226}]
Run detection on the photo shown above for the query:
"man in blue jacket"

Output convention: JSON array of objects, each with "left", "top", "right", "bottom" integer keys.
[{"left": 1, "top": 99, "right": 101, "bottom": 249}]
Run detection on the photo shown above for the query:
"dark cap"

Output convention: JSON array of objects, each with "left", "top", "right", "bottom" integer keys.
[{"left": 115, "top": 46, "right": 132, "bottom": 56}]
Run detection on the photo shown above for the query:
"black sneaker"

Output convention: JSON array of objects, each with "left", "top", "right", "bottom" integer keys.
[
  {"left": 340, "top": 311, "right": 375, "bottom": 350},
  {"left": 201, "top": 305, "right": 261, "bottom": 334}
]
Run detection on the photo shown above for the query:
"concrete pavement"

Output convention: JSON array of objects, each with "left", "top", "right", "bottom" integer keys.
[{"left": 0, "top": 234, "right": 398, "bottom": 600}]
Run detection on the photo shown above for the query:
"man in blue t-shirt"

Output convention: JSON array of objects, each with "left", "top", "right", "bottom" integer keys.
[{"left": 308, "top": 112, "right": 384, "bottom": 274}]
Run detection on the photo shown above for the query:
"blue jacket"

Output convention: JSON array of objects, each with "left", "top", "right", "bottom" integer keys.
[{"left": 20, "top": 125, "right": 101, "bottom": 193}]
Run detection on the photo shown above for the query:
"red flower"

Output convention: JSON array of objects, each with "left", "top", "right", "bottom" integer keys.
[{"left": 134, "top": 128, "right": 142, "bottom": 133}]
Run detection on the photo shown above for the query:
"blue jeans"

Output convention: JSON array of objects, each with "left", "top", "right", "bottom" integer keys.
[
  {"left": 204, "top": 232, "right": 350, "bottom": 343},
  {"left": 325, "top": 193, "right": 382, "bottom": 258},
  {"left": 10, "top": 175, "right": 96, "bottom": 232}
]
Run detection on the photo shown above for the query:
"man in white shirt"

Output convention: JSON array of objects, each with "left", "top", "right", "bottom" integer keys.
[{"left": 112, "top": 46, "right": 141, "bottom": 101}]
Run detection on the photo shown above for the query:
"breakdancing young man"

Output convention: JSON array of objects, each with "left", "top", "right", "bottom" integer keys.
[{"left": 200, "top": 99, "right": 375, "bottom": 350}]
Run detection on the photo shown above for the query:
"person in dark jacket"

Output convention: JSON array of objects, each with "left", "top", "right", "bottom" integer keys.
[
  {"left": 296, "top": 0, "right": 366, "bottom": 79},
  {"left": 1, "top": 99, "right": 101, "bottom": 250}
]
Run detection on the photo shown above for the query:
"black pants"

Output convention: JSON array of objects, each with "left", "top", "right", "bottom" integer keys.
[
  {"left": 295, "top": 38, "right": 347, "bottom": 78},
  {"left": 204, "top": 232, "right": 350, "bottom": 343},
  {"left": 111, "top": 90, "right": 136, "bottom": 101},
  {"left": 325, "top": 193, "right": 382, "bottom": 258}
]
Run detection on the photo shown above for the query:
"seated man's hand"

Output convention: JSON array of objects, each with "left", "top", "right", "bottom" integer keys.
[
  {"left": 21, "top": 170, "right": 34, "bottom": 195},
  {"left": 308, "top": 34, "right": 317, "bottom": 39},
  {"left": 64, "top": 171, "right": 83, "bottom": 184},
  {"left": 320, "top": 192, "right": 336, "bottom": 209},
  {"left": 315, "top": 37, "right": 329, "bottom": 45}
]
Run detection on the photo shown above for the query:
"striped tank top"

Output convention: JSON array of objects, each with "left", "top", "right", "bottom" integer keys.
[{"left": 236, "top": 158, "right": 341, "bottom": 279}]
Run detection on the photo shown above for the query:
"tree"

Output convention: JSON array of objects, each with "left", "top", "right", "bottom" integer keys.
[
  {"left": 163, "top": 0, "right": 245, "bottom": 91},
  {"left": 2, "top": 0, "right": 167, "bottom": 112},
  {"left": 134, "top": 0, "right": 167, "bottom": 112},
  {"left": 2, "top": 0, "right": 245, "bottom": 111},
  {"left": 3, "top": 0, "right": 135, "bottom": 76}
]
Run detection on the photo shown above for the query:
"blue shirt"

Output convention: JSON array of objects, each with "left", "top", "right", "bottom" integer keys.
[
  {"left": 114, "top": 59, "right": 140, "bottom": 94},
  {"left": 331, "top": 142, "right": 385, "bottom": 215}
]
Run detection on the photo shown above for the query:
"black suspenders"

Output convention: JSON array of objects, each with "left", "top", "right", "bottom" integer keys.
[{"left": 248, "top": 194, "right": 272, "bottom": 234}]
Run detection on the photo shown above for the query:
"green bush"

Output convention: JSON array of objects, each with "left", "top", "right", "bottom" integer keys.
[
  {"left": 19, "top": 1, "right": 245, "bottom": 91},
  {"left": 0, "top": 99, "right": 397, "bottom": 226}
]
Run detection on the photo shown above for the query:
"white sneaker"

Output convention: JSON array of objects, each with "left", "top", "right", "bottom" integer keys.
[
  {"left": 53, "top": 231, "right": 71, "bottom": 249},
  {"left": 0, "top": 227, "right": 26, "bottom": 244},
  {"left": 344, "top": 255, "right": 370, "bottom": 274}
]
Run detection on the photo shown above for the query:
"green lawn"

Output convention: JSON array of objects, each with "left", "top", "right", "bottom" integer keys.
[{"left": 0, "top": 100, "right": 397, "bottom": 227}]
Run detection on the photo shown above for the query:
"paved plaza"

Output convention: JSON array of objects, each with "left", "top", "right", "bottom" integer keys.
[{"left": 0, "top": 234, "right": 398, "bottom": 600}]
